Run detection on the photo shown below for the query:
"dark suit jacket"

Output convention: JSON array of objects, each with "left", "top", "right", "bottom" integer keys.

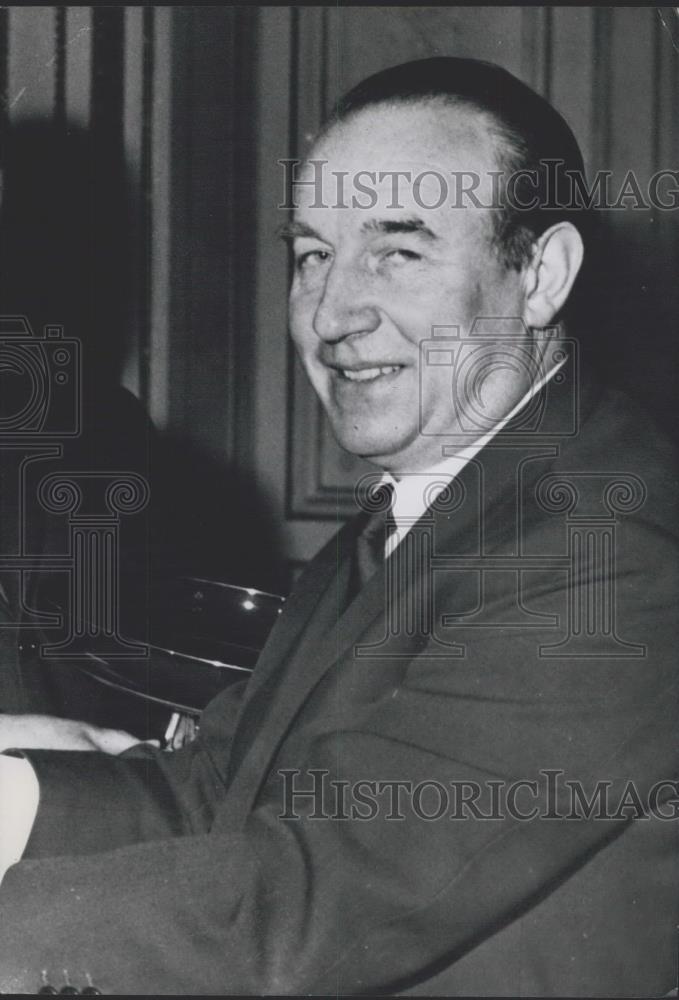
[{"left": 0, "top": 376, "right": 677, "bottom": 996}]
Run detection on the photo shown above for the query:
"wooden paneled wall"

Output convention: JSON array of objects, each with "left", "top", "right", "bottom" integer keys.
[
  {"left": 0, "top": 5, "right": 257, "bottom": 472},
  {"left": 1, "top": 7, "right": 156, "bottom": 410},
  {"left": 252, "top": 6, "right": 679, "bottom": 575}
]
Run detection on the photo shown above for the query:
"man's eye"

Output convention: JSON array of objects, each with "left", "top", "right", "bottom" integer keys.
[
  {"left": 383, "top": 248, "right": 422, "bottom": 264},
  {"left": 295, "top": 249, "right": 332, "bottom": 271}
]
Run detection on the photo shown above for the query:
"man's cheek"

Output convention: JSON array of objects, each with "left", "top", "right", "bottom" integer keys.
[
  {"left": 420, "top": 369, "right": 456, "bottom": 430},
  {"left": 289, "top": 302, "right": 315, "bottom": 347}
]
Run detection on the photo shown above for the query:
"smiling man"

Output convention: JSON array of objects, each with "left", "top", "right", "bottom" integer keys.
[
  {"left": 284, "top": 98, "right": 580, "bottom": 471},
  {"left": 0, "top": 57, "right": 677, "bottom": 997}
]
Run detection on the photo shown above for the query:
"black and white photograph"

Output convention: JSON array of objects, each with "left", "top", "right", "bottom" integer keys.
[{"left": 0, "top": 4, "right": 677, "bottom": 995}]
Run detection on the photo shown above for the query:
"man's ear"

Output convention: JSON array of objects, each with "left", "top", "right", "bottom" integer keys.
[{"left": 521, "top": 222, "right": 584, "bottom": 328}]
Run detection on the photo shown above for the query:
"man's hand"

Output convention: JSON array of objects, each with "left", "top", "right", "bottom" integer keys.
[
  {"left": 0, "top": 755, "right": 39, "bottom": 884},
  {"left": 0, "top": 714, "right": 158, "bottom": 754},
  {"left": 0, "top": 718, "right": 159, "bottom": 887}
]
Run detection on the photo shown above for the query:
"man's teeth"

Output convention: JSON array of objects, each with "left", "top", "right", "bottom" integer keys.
[{"left": 341, "top": 366, "right": 400, "bottom": 382}]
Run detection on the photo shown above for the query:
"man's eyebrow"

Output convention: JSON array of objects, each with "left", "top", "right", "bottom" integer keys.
[
  {"left": 277, "top": 220, "right": 324, "bottom": 242},
  {"left": 361, "top": 217, "right": 439, "bottom": 239},
  {"left": 277, "top": 216, "right": 439, "bottom": 242}
]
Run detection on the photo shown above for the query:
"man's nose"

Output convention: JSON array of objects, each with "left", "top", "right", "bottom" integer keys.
[{"left": 312, "top": 263, "right": 380, "bottom": 342}]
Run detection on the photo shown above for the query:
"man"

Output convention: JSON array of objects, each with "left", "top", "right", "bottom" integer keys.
[{"left": 0, "top": 57, "right": 677, "bottom": 996}]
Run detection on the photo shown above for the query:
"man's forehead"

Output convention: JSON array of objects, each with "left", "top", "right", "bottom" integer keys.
[
  {"left": 309, "top": 100, "right": 498, "bottom": 175},
  {"left": 291, "top": 101, "right": 500, "bottom": 227}
]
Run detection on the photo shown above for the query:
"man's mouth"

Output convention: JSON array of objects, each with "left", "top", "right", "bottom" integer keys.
[{"left": 337, "top": 365, "right": 403, "bottom": 382}]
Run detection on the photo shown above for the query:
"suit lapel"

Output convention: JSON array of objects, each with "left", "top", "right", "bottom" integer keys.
[
  {"left": 222, "top": 517, "right": 364, "bottom": 785},
  {"left": 221, "top": 505, "right": 470, "bottom": 825},
  {"left": 241, "top": 517, "right": 359, "bottom": 700}
]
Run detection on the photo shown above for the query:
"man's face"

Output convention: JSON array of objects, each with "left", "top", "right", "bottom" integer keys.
[{"left": 287, "top": 101, "right": 530, "bottom": 474}]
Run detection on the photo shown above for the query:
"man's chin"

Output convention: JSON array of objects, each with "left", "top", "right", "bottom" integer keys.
[{"left": 332, "top": 427, "right": 414, "bottom": 467}]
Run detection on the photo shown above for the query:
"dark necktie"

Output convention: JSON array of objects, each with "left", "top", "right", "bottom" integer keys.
[{"left": 353, "top": 481, "right": 397, "bottom": 592}]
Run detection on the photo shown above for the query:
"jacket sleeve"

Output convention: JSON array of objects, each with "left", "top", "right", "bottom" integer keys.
[
  {"left": 0, "top": 676, "right": 676, "bottom": 995},
  {"left": 14, "top": 677, "right": 250, "bottom": 860}
]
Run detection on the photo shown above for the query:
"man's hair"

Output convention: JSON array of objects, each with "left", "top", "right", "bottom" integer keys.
[{"left": 325, "top": 57, "right": 592, "bottom": 272}]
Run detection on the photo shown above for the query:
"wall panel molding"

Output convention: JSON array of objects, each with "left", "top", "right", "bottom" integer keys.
[
  {"left": 549, "top": 7, "right": 595, "bottom": 172},
  {"left": 6, "top": 7, "right": 57, "bottom": 121},
  {"left": 521, "top": 6, "right": 552, "bottom": 99},
  {"left": 64, "top": 6, "right": 92, "bottom": 128}
]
